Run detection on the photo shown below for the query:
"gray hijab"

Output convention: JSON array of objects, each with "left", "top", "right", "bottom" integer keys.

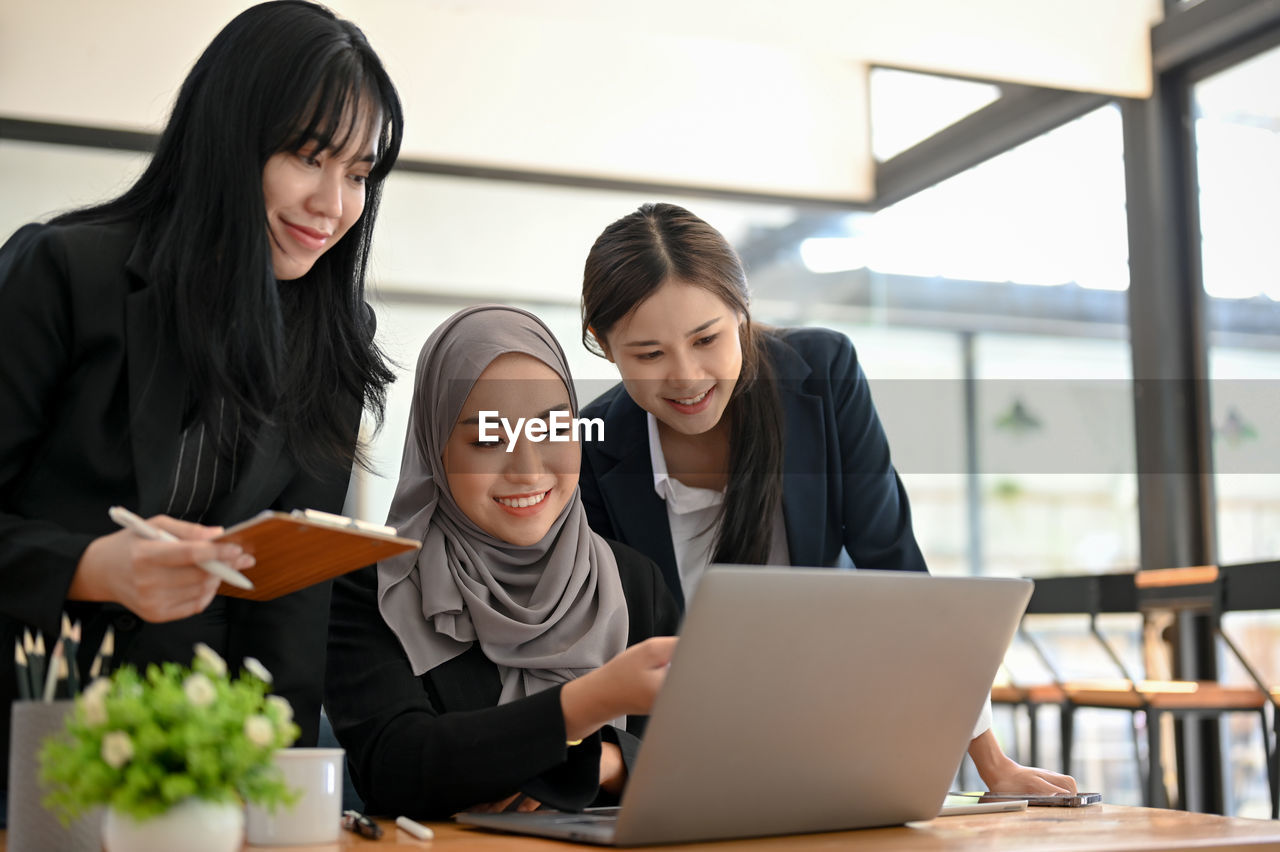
[{"left": 377, "top": 305, "right": 629, "bottom": 706}]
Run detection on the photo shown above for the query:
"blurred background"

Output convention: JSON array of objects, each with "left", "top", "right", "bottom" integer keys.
[{"left": 2, "top": 0, "right": 1277, "bottom": 819}]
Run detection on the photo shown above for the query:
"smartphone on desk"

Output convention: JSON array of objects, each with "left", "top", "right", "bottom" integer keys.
[{"left": 966, "top": 792, "right": 1102, "bottom": 807}]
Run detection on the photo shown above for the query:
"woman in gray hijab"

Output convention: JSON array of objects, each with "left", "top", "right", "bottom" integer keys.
[{"left": 325, "top": 305, "right": 680, "bottom": 819}]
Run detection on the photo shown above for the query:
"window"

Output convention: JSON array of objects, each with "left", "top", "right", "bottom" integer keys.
[
  {"left": 1192, "top": 39, "right": 1280, "bottom": 819},
  {"left": 869, "top": 68, "right": 1000, "bottom": 161},
  {"left": 764, "top": 106, "right": 1137, "bottom": 581},
  {"left": 1193, "top": 42, "right": 1280, "bottom": 565}
]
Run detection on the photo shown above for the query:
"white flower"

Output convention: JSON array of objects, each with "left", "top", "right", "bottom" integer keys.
[
  {"left": 193, "top": 642, "right": 227, "bottom": 677},
  {"left": 101, "top": 731, "right": 134, "bottom": 769},
  {"left": 244, "top": 714, "right": 274, "bottom": 748},
  {"left": 183, "top": 673, "right": 216, "bottom": 707},
  {"left": 243, "top": 657, "right": 273, "bottom": 684},
  {"left": 266, "top": 694, "right": 293, "bottom": 723},
  {"left": 80, "top": 678, "right": 111, "bottom": 727}
]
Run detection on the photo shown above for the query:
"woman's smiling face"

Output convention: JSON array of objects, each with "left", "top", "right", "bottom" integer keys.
[
  {"left": 599, "top": 279, "right": 743, "bottom": 438},
  {"left": 441, "top": 353, "right": 580, "bottom": 546},
  {"left": 261, "top": 104, "right": 379, "bottom": 280}
]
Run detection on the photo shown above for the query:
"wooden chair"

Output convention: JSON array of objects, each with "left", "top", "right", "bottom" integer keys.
[
  {"left": 1015, "top": 573, "right": 1145, "bottom": 781},
  {"left": 1023, "top": 567, "right": 1273, "bottom": 813},
  {"left": 1128, "top": 566, "right": 1275, "bottom": 814},
  {"left": 1217, "top": 561, "right": 1280, "bottom": 819}
]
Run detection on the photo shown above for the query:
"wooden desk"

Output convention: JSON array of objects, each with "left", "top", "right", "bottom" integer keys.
[{"left": 4, "top": 806, "right": 1280, "bottom": 851}]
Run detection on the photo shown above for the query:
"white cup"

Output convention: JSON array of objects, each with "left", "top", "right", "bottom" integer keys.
[{"left": 245, "top": 747, "right": 344, "bottom": 846}]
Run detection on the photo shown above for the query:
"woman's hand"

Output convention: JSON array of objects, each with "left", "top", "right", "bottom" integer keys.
[
  {"left": 466, "top": 793, "right": 542, "bottom": 813},
  {"left": 466, "top": 744, "right": 629, "bottom": 812},
  {"left": 980, "top": 761, "right": 1078, "bottom": 795},
  {"left": 599, "top": 742, "right": 626, "bottom": 795},
  {"left": 560, "top": 636, "right": 677, "bottom": 743},
  {"left": 967, "top": 728, "right": 1078, "bottom": 794},
  {"left": 69, "top": 515, "right": 254, "bottom": 623}
]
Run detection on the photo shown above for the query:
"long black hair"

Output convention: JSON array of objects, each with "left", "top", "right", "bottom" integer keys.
[
  {"left": 581, "top": 203, "right": 784, "bottom": 565},
  {"left": 54, "top": 0, "right": 402, "bottom": 473}
]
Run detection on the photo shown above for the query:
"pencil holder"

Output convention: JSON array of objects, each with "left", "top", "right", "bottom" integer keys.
[{"left": 6, "top": 700, "right": 102, "bottom": 852}]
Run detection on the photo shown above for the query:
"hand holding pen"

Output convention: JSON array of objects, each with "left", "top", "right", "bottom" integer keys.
[
  {"left": 66, "top": 509, "right": 255, "bottom": 624},
  {"left": 107, "top": 507, "right": 254, "bottom": 590}
]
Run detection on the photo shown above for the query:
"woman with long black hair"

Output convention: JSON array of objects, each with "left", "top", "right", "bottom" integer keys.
[
  {"left": 0, "top": 0, "right": 402, "bottom": 816},
  {"left": 578, "top": 202, "right": 1078, "bottom": 796}
]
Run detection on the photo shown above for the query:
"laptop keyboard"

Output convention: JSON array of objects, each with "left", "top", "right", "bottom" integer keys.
[{"left": 552, "top": 815, "right": 618, "bottom": 825}]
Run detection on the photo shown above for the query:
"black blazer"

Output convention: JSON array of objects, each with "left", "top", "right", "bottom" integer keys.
[
  {"left": 0, "top": 221, "right": 361, "bottom": 788},
  {"left": 579, "top": 326, "right": 928, "bottom": 609},
  {"left": 324, "top": 540, "right": 680, "bottom": 819}
]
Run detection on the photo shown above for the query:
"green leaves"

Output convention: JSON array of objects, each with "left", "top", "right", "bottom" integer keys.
[{"left": 40, "top": 644, "right": 301, "bottom": 823}]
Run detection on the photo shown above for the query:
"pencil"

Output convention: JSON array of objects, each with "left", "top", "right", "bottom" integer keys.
[
  {"left": 14, "top": 640, "right": 31, "bottom": 701},
  {"left": 66, "top": 619, "right": 82, "bottom": 696},
  {"left": 101, "top": 625, "right": 114, "bottom": 675},
  {"left": 90, "top": 626, "right": 115, "bottom": 680},
  {"left": 54, "top": 656, "right": 70, "bottom": 700},
  {"left": 43, "top": 638, "right": 64, "bottom": 702},
  {"left": 29, "top": 632, "right": 46, "bottom": 702}
]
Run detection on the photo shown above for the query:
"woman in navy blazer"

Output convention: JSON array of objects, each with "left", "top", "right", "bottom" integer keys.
[
  {"left": 0, "top": 1, "right": 403, "bottom": 817},
  {"left": 579, "top": 324, "right": 924, "bottom": 612},
  {"left": 576, "top": 202, "right": 1078, "bottom": 797}
]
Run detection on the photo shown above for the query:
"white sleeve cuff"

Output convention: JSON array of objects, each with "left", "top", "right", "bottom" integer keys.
[{"left": 971, "top": 695, "right": 994, "bottom": 740}]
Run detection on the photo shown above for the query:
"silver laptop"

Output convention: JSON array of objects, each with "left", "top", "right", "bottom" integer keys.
[{"left": 458, "top": 567, "right": 1032, "bottom": 846}]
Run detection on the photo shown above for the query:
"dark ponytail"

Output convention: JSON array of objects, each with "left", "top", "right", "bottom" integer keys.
[{"left": 582, "top": 203, "right": 784, "bottom": 564}]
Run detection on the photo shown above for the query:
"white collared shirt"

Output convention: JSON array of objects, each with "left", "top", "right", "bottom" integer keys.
[{"left": 646, "top": 413, "right": 790, "bottom": 603}]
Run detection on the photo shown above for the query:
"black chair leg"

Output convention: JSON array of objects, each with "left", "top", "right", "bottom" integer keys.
[
  {"left": 1146, "top": 710, "right": 1168, "bottom": 809},
  {"left": 1060, "top": 704, "right": 1074, "bottom": 777},
  {"left": 1129, "top": 712, "right": 1146, "bottom": 802},
  {"left": 997, "top": 703, "right": 1023, "bottom": 766},
  {"left": 1270, "top": 707, "right": 1279, "bottom": 821},
  {"left": 1017, "top": 701, "right": 1030, "bottom": 765},
  {"left": 1028, "top": 704, "right": 1041, "bottom": 768}
]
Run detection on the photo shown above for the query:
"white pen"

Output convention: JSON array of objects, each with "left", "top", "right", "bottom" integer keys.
[
  {"left": 395, "top": 815, "right": 434, "bottom": 841},
  {"left": 108, "top": 506, "right": 255, "bottom": 590}
]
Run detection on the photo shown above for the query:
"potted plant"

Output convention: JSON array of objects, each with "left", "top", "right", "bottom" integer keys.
[{"left": 40, "top": 643, "right": 299, "bottom": 852}]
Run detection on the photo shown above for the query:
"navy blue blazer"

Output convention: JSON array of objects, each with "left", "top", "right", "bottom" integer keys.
[{"left": 579, "top": 326, "right": 927, "bottom": 609}]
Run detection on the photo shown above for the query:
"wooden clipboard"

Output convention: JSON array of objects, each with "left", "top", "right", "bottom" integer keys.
[{"left": 213, "top": 509, "right": 419, "bottom": 600}]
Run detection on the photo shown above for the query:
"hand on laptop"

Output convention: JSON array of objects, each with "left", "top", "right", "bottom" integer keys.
[
  {"left": 968, "top": 729, "right": 1078, "bottom": 795},
  {"left": 466, "top": 792, "right": 543, "bottom": 814},
  {"left": 600, "top": 742, "right": 626, "bottom": 794},
  {"left": 561, "top": 636, "right": 678, "bottom": 742}
]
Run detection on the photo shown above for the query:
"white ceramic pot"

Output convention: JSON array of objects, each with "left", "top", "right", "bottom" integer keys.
[
  {"left": 245, "top": 748, "right": 345, "bottom": 845},
  {"left": 102, "top": 798, "right": 244, "bottom": 852}
]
